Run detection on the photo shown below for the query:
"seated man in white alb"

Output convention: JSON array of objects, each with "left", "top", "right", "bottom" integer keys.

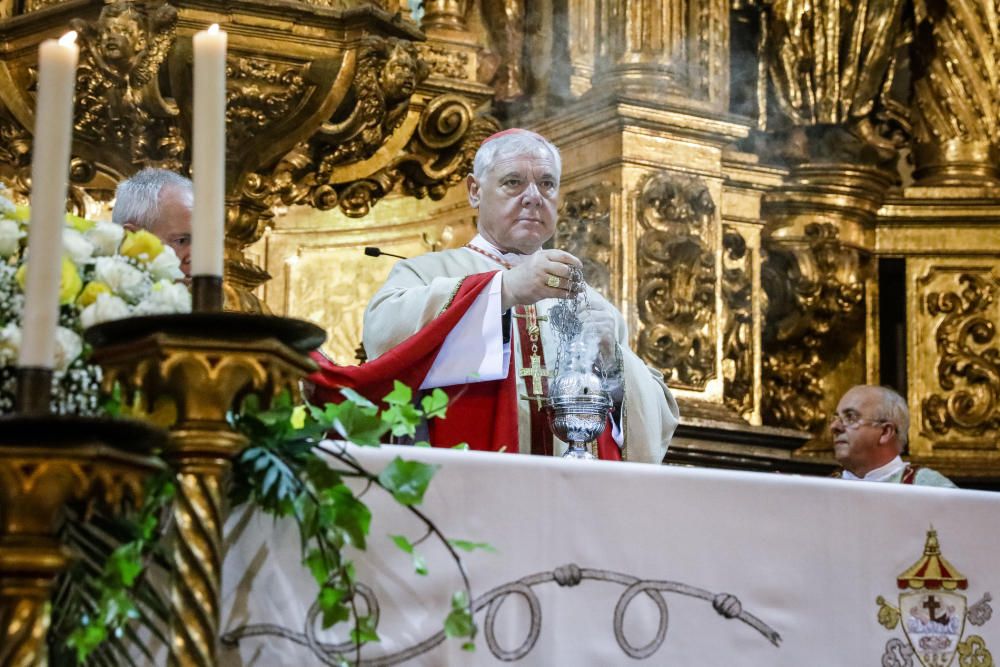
[{"left": 831, "top": 384, "right": 956, "bottom": 487}]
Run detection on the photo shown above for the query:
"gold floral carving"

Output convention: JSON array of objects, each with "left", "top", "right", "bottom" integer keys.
[
  {"left": 761, "top": 222, "right": 869, "bottom": 431},
  {"left": 634, "top": 172, "right": 717, "bottom": 390},
  {"left": 270, "top": 94, "right": 499, "bottom": 218},
  {"left": 921, "top": 272, "right": 1000, "bottom": 441},
  {"left": 0, "top": 108, "right": 29, "bottom": 170},
  {"left": 722, "top": 226, "right": 753, "bottom": 419},
  {"left": 226, "top": 58, "right": 310, "bottom": 155},
  {"left": 418, "top": 44, "right": 470, "bottom": 80},
  {"left": 555, "top": 183, "right": 613, "bottom": 297},
  {"left": 22, "top": 0, "right": 62, "bottom": 11},
  {"left": 313, "top": 36, "right": 428, "bottom": 171},
  {"left": 70, "top": 1, "right": 183, "bottom": 171},
  {"left": 911, "top": 0, "right": 1000, "bottom": 183}
]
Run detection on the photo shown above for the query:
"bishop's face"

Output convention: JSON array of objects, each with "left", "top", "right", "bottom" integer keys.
[{"left": 467, "top": 151, "right": 559, "bottom": 255}]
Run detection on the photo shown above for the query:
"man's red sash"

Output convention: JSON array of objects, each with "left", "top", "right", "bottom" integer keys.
[{"left": 307, "top": 270, "right": 620, "bottom": 460}]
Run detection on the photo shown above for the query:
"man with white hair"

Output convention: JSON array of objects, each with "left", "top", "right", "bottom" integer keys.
[
  {"left": 831, "top": 384, "right": 956, "bottom": 487},
  {"left": 112, "top": 167, "right": 192, "bottom": 279},
  {"left": 310, "top": 129, "right": 679, "bottom": 462}
]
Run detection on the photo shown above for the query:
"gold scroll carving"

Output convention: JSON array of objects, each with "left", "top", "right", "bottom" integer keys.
[
  {"left": 911, "top": 262, "right": 1000, "bottom": 454},
  {"left": 722, "top": 225, "right": 754, "bottom": 420},
  {"left": 635, "top": 171, "right": 718, "bottom": 390},
  {"left": 761, "top": 221, "right": 872, "bottom": 432},
  {"left": 555, "top": 182, "right": 613, "bottom": 299}
]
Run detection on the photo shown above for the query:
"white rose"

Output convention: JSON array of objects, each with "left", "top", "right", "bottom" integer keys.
[
  {"left": 0, "top": 323, "right": 21, "bottom": 363},
  {"left": 148, "top": 246, "right": 184, "bottom": 282},
  {"left": 80, "top": 292, "right": 131, "bottom": 328},
  {"left": 93, "top": 256, "right": 151, "bottom": 302},
  {"left": 53, "top": 326, "right": 83, "bottom": 371},
  {"left": 62, "top": 228, "right": 95, "bottom": 267},
  {"left": 85, "top": 220, "right": 125, "bottom": 257},
  {"left": 0, "top": 219, "right": 24, "bottom": 258},
  {"left": 0, "top": 192, "right": 15, "bottom": 216},
  {"left": 135, "top": 280, "right": 192, "bottom": 315}
]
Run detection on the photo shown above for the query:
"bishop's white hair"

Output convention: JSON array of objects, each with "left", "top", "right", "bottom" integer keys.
[
  {"left": 111, "top": 168, "right": 193, "bottom": 230},
  {"left": 472, "top": 131, "right": 562, "bottom": 183}
]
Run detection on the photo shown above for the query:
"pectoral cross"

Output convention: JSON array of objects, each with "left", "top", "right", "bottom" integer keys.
[
  {"left": 519, "top": 354, "right": 552, "bottom": 395},
  {"left": 513, "top": 310, "right": 547, "bottom": 336}
]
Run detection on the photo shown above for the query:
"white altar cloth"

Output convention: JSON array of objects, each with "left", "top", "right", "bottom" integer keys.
[{"left": 218, "top": 444, "right": 1000, "bottom": 666}]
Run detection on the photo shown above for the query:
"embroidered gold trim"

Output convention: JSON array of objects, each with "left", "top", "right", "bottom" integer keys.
[{"left": 438, "top": 276, "right": 467, "bottom": 316}]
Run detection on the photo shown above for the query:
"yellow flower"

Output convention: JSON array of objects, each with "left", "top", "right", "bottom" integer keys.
[
  {"left": 65, "top": 212, "right": 95, "bottom": 232},
  {"left": 14, "top": 256, "right": 82, "bottom": 303},
  {"left": 12, "top": 205, "right": 30, "bottom": 223},
  {"left": 59, "top": 256, "right": 83, "bottom": 304},
  {"left": 120, "top": 229, "right": 164, "bottom": 263},
  {"left": 290, "top": 405, "right": 307, "bottom": 430},
  {"left": 77, "top": 281, "right": 111, "bottom": 307}
]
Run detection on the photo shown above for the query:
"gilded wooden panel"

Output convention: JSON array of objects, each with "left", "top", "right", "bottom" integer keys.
[{"left": 909, "top": 259, "right": 1000, "bottom": 455}]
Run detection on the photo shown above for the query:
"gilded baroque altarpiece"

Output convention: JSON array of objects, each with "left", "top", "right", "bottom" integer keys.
[{"left": 0, "top": 0, "right": 998, "bottom": 482}]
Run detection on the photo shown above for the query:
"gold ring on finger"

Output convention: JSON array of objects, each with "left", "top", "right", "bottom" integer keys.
[{"left": 546, "top": 275, "right": 561, "bottom": 288}]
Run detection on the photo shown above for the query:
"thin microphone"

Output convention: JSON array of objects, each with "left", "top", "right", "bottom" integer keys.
[{"left": 364, "top": 247, "right": 408, "bottom": 260}]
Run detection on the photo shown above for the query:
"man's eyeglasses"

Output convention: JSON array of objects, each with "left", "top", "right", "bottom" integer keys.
[{"left": 829, "top": 412, "right": 888, "bottom": 429}]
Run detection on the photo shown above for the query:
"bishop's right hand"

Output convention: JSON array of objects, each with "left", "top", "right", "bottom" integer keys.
[{"left": 500, "top": 249, "right": 582, "bottom": 311}]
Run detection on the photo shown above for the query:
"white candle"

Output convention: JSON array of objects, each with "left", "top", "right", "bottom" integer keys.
[
  {"left": 191, "top": 23, "right": 227, "bottom": 278},
  {"left": 19, "top": 31, "right": 79, "bottom": 369}
]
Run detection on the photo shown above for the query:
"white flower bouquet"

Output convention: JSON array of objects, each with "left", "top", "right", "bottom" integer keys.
[{"left": 0, "top": 189, "right": 191, "bottom": 415}]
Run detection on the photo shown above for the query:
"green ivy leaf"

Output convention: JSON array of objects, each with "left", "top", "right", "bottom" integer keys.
[
  {"left": 412, "top": 551, "right": 428, "bottom": 576},
  {"left": 448, "top": 539, "right": 497, "bottom": 554},
  {"left": 320, "top": 485, "right": 372, "bottom": 549},
  {"left": 304, "top": 548, "right": 329, "bottom": 587},
  {"left": 420, "top": 388, "right": 449, "bottom": 420},
  {"left": 389, "top": 535, "right": 428, "bottom": 574},
  {"left": 338, "top": 387, "right": 379, "bottom": 411},
  {"left": 381, "top": 401, "right": 423, "bottom": 437},
  {"left": 382, "top": 381, "right": 412, "bottom": 407},
  {"left": 350, "top": 615, "right": 380, "bottom": 644},
  {"left": 331, "top": 401, "right": 390, "bottom": 446},
  {"left": 378, "top": 457, "right": 438, "bottom": 506},
  {"left": 390, "top": 534, "right": 414, "bottom": 554},
  {"left": 304, "top": 457, "right": 343, "bottom": 492},
  {"left": 444, "top": 590, "right": 475, "bottom": 639},
  {"left": 318, "top": 585, "right": 350, "bottom": 628}
]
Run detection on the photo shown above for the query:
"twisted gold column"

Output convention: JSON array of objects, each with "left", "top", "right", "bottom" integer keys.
[
  {"left": 166, "top": 429, "right": 245, "bottom": 667},
  {"left": 88, "top": 314, "right": 322, "bottom": 666},
  {"left": 0, "top": 566, "right": 54, "bottom": 667}
]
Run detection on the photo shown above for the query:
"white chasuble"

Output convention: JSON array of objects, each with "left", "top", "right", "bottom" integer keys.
[{"left": 362, "top": 243, "right": 679, "bottom": 463}]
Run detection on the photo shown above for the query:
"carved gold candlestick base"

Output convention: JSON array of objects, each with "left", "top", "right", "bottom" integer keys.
[
  {"left": 0, "top": 416, "right": 165, "bottom": 666},
  {"left": 87, "top": 313, "right": 324, "bottom": 667}
]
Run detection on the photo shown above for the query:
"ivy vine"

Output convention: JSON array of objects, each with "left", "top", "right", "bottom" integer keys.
[{"left": 49, "top": 381, "right": 487, "bottom": 665}]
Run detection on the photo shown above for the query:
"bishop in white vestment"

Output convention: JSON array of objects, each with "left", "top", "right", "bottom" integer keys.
[{"left": 312, "top": 129, "right": 678, "bottom": 462}]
